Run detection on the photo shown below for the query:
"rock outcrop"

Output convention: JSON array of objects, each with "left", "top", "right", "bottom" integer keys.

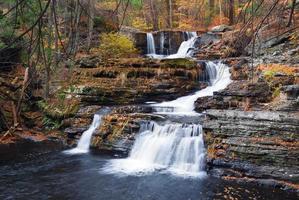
[
  {"left": 67, "top": 57, "right": 206, "bottom": 105},
  {"left": 203, "top": 109, "right": 299, "bottom": 186}
]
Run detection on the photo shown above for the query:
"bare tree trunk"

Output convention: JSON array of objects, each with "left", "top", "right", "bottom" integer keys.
[
  {"left": 168, "top": 0, "right": 173, "bottom": 29},
  {"left": 229, "top": 0, "right": 234, "bottom": 25},
  {"left": 45, "top": 0, "right": 53, "bottom": 99},
  {"left": 52, "top": 0, "right": 59, "bottom": 64},
  {"left": 219, "top": 0, "right": 222, "bottom": 24},
  {"left": 64, "top": 0, "right": 68, "bottom": 37},
  {"left": 209, "top": 0, "right": 215, "bottom": 20},
  {"left": 287, "top": 0, "right": 296, "bottom": 27},
  {"left": 87, "top": 0, "right": 95, "bottom": 50},
  {"left": 73, "top": 0, "right": 81, "bottom": 54},
  {"left": 150, "top": 0, "right": 159, "bottom": 30}
]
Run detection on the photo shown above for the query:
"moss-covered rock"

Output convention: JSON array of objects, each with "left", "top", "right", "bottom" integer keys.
[{"left": 161, "top": 58, "right": 197, "bottom": 68}]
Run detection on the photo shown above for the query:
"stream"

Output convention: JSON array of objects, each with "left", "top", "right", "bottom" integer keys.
[{"left": 0, "top": 152, "right": 297, "bottom": 200}]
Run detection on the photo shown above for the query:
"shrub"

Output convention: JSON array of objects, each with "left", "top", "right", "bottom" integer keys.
[{"left": 97, "top": 33, "right": 138, "bottom": 60}]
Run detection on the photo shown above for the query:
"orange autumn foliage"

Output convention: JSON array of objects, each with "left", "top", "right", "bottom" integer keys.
[
  {"left": 210, "top": 16, "right": 230, "bottom": 27},
  {"left": 257, "top": 64, "right": 297, "bottom": 75}
]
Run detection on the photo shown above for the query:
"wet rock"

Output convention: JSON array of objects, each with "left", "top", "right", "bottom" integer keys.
[
  {"left": 154, "top": 31, "right": 186, "bottom": 54},
  {"left": 64, "top": 127, "right": 89, "bottom": 139},
  {"left": 195, "top": 80, "right": 272, "bottom": 112},
  {"left": 122, "top": 29, "right": 191, "bottom": 55}
]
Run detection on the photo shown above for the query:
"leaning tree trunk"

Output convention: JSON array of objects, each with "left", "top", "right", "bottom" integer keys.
[{"left": 287, "top": 0, "right": 296, "bottom": 27}]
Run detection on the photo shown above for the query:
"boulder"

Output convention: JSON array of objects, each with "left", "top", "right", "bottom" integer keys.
[
  {"left": 281, "top": 85, "right": 299, "bottom": 100},
  {"left": 210, "top": 25, "right": 233, "bottom": 33},
  {"left": 75, "top": 56, "right": 102, "bottom": 68}
]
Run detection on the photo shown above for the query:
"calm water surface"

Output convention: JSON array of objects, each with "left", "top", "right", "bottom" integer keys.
[{"left": 0, "top": 152, "right": 297, "bottom": 200}]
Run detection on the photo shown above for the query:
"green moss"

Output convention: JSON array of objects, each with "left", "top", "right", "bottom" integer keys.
[
  {"left": 38, "top": 100, "right": 79, "bottom": 120},
  {"left": 161, "top": 58, "right": 197, "bottom": 68}
]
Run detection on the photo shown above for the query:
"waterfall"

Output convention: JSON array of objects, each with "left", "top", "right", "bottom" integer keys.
[
  {"left": 147, "top": 33, "right": 156, "bottom": 55},
  {"left": 102, "top": 121, "right": 207, "bottom": 177},
  {"left": 199, "top": 62, "right": 219, "bottom": 85},
  {"left": 166, "top": 32, "right": 198, "bottom": 59},
  {"left": 146, "top": 31, "right": 198, "bottom": 59},
  {"left": 153, "top": 62, "right": 232, "bottom": 114},
  {"left": 160, "top": 32, "right": 165, "bottom": 55},
  {"left": 64, "top": 114, "right": 103, "bottom": 154}
]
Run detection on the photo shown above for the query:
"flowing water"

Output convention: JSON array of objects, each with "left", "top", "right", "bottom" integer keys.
[
  {"left": 153, "top": 61, "right": 232, "bottom": 114},
  {"left": 147, "top": 31, "right": 198, "bottom": 59},
  {"left": 146, "top": 33, "right": 156, "bottom": 55},
  {"left": 64, "top": 114, "right": 102, "bottom": 154},
  {"left": 102, "top": 121, "right": 206, "bottom": 177},
  {"left": 64, "top": 108, "right": 110, "bottom": 154},
  {"left": 0, "top": 152, "right": 297, "bottom": 200},
  {"left": 160, "top": 32, "right": 165, "bottom": 55},
  {"left": 167, "top": 32, "right": 197, "bottom": 59}
]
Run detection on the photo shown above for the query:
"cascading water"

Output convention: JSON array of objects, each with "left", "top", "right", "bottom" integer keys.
[
  {"left": 64, "top": 114, "right": 102, "bottom": 154},
  {"left": 147, "top": 31, "right": 198, "bottom": 59},
  {"left": 102, "top": 121, "right": 207, "bottom": 177},
  {"left": 146, "top": 33, "right": 156, "bottom": 55},
  {"left": 153, "top": 61, "right": 232, "bottom": 114},
  {"left": 167, "top": 32, "right": 197, "bottom": 59},
  {"left": 160, "top": 32, "right": 165, "bottom": 55},
  {"left": 102, "top": 61, "right": 231, "bottom": 177}
]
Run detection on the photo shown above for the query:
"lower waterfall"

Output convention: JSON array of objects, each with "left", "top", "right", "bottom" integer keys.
[{"left": 102, "top": 121, "right": 207, "bottom": 178}]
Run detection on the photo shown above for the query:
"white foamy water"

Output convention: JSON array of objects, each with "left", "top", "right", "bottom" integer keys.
[
  {"left": 148, "top": 31, "right": 198, "bottom": 59},
  {"left": 64, "top": 114, "right": 102, "bottom": 154},
  {"left": 167, "top": 32, "right": 197, "bottom": 59},
  {"left": 153, "top": 62, "right": 232, "bottom": 114},
  {"left": 146, "top": 33, "right": 156, "bottom": 55},
  {"left": 102, "top": 121, "right": 207, "bottom": 178}
]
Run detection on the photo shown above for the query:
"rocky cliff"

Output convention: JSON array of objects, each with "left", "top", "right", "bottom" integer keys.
[{"left": 66, "top": 57, "right": 206, "bottom": 105}]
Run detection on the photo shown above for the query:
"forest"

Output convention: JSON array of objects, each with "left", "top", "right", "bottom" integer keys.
[{"left": 0, "top": 0, "right": 298, "bottom": 199}]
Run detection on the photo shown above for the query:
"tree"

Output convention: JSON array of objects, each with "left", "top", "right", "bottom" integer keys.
[
  {"left": 229, "top": 0, "right": 234, "bottom": 25},
  {"left": 287, "top": 0, "right": 297, "bottom": 27}
]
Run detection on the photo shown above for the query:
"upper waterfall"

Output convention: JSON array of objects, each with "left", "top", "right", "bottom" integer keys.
[
  {"left": 167, "top": 32, "right": 197, "bottom": 59},
  {"left": 146, "top": 33, "right": 156, "bottom": 55},
  {"left": 147, "top": 31, "right": 198, "bottom": 59}
]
